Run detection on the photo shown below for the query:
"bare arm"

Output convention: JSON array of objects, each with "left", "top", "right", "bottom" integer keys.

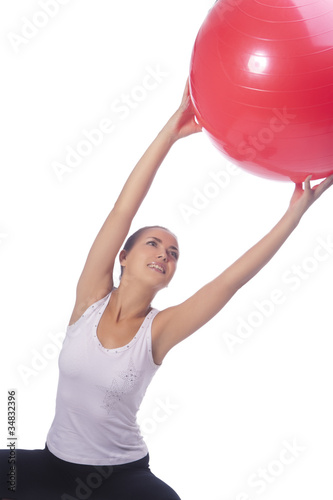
[
  {"left": 70, "top": 80, "right": 201, "bottom": 321},
  {"left": 152, "top": 175, "right": 333, "bottom": 363}
]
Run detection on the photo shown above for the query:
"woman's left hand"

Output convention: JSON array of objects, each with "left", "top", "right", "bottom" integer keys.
[{"left": 288, "top": 174, "right": 333, "bottom": 219}]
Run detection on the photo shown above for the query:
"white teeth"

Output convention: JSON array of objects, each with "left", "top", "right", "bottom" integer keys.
[{"left": 148, "top": 264, "right": 165, "bottom": 273}]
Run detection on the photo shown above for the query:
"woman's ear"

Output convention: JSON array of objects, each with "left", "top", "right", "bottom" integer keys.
[{"left": 119, "top": 249, "right": 127, "bottom": 268}]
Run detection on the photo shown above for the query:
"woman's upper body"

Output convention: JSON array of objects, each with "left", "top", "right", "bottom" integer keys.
[{"left": 47, "top": 289, "right": 161, "bottom": 465}]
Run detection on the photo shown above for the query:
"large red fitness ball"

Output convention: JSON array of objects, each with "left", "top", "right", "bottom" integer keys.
[{"left": 189, "top": 0, "right": 333, "bottom": 182}]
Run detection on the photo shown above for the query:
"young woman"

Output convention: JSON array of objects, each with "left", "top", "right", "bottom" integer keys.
[{"left": 1, "top": 80, "right": 332, "bottom": 500}]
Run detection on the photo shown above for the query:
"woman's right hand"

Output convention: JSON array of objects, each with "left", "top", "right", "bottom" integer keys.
[{"left": 164, "top": 78, "right": 202, "bottom": 142}]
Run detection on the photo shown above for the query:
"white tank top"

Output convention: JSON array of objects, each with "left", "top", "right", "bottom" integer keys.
[{"left": 46, "top": 291, "right": 161, "bottom": 466}]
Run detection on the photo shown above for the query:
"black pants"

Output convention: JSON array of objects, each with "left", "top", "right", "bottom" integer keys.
[{"left": 0, "top": 444, "right": 181, "bottom": 500}]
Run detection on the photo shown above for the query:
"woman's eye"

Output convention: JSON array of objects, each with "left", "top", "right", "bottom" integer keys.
[{"left": 147, "top": 241, "right": 157, "bottom": 247}]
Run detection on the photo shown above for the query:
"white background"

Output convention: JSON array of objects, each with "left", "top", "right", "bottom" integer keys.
[{"left": 0, "top": 1, "right": 332, "bottom": 499}]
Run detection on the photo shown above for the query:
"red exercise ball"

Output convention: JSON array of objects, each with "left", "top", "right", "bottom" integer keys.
[{"left": 189, "top": 0, "right": 333, "bottom": 182}]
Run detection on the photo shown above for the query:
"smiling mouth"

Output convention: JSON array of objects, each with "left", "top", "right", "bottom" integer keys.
[{"left": 147, "top": 263, "right": 166, "bottom": 274}]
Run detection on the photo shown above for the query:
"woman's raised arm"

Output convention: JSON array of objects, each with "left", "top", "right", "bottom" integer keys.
[
  {"left": 152, "top": 175, "right": 333, "bottom": 364},
  {"left": 70, "top": 80, "right": 201, "bottom": 322}
]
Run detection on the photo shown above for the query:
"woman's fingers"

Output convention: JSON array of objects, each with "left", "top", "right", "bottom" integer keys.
[
  {"left": 313, "top": 174, "right": 333, "bottom": 198},
  {"left": 180, "top": 77, "right": 190, "bottom": 105},
  {"left": 303, "top": 175, "right": 312, "bottom": 191}
]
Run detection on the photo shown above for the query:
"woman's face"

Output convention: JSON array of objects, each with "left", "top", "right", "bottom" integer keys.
[{"left": 120, "top": 228, "right": 179, "bottom": 290}]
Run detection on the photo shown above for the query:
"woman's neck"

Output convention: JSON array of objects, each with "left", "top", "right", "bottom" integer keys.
[{"left": 109, "top": 282, "right": 155, "bottom": 322}]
